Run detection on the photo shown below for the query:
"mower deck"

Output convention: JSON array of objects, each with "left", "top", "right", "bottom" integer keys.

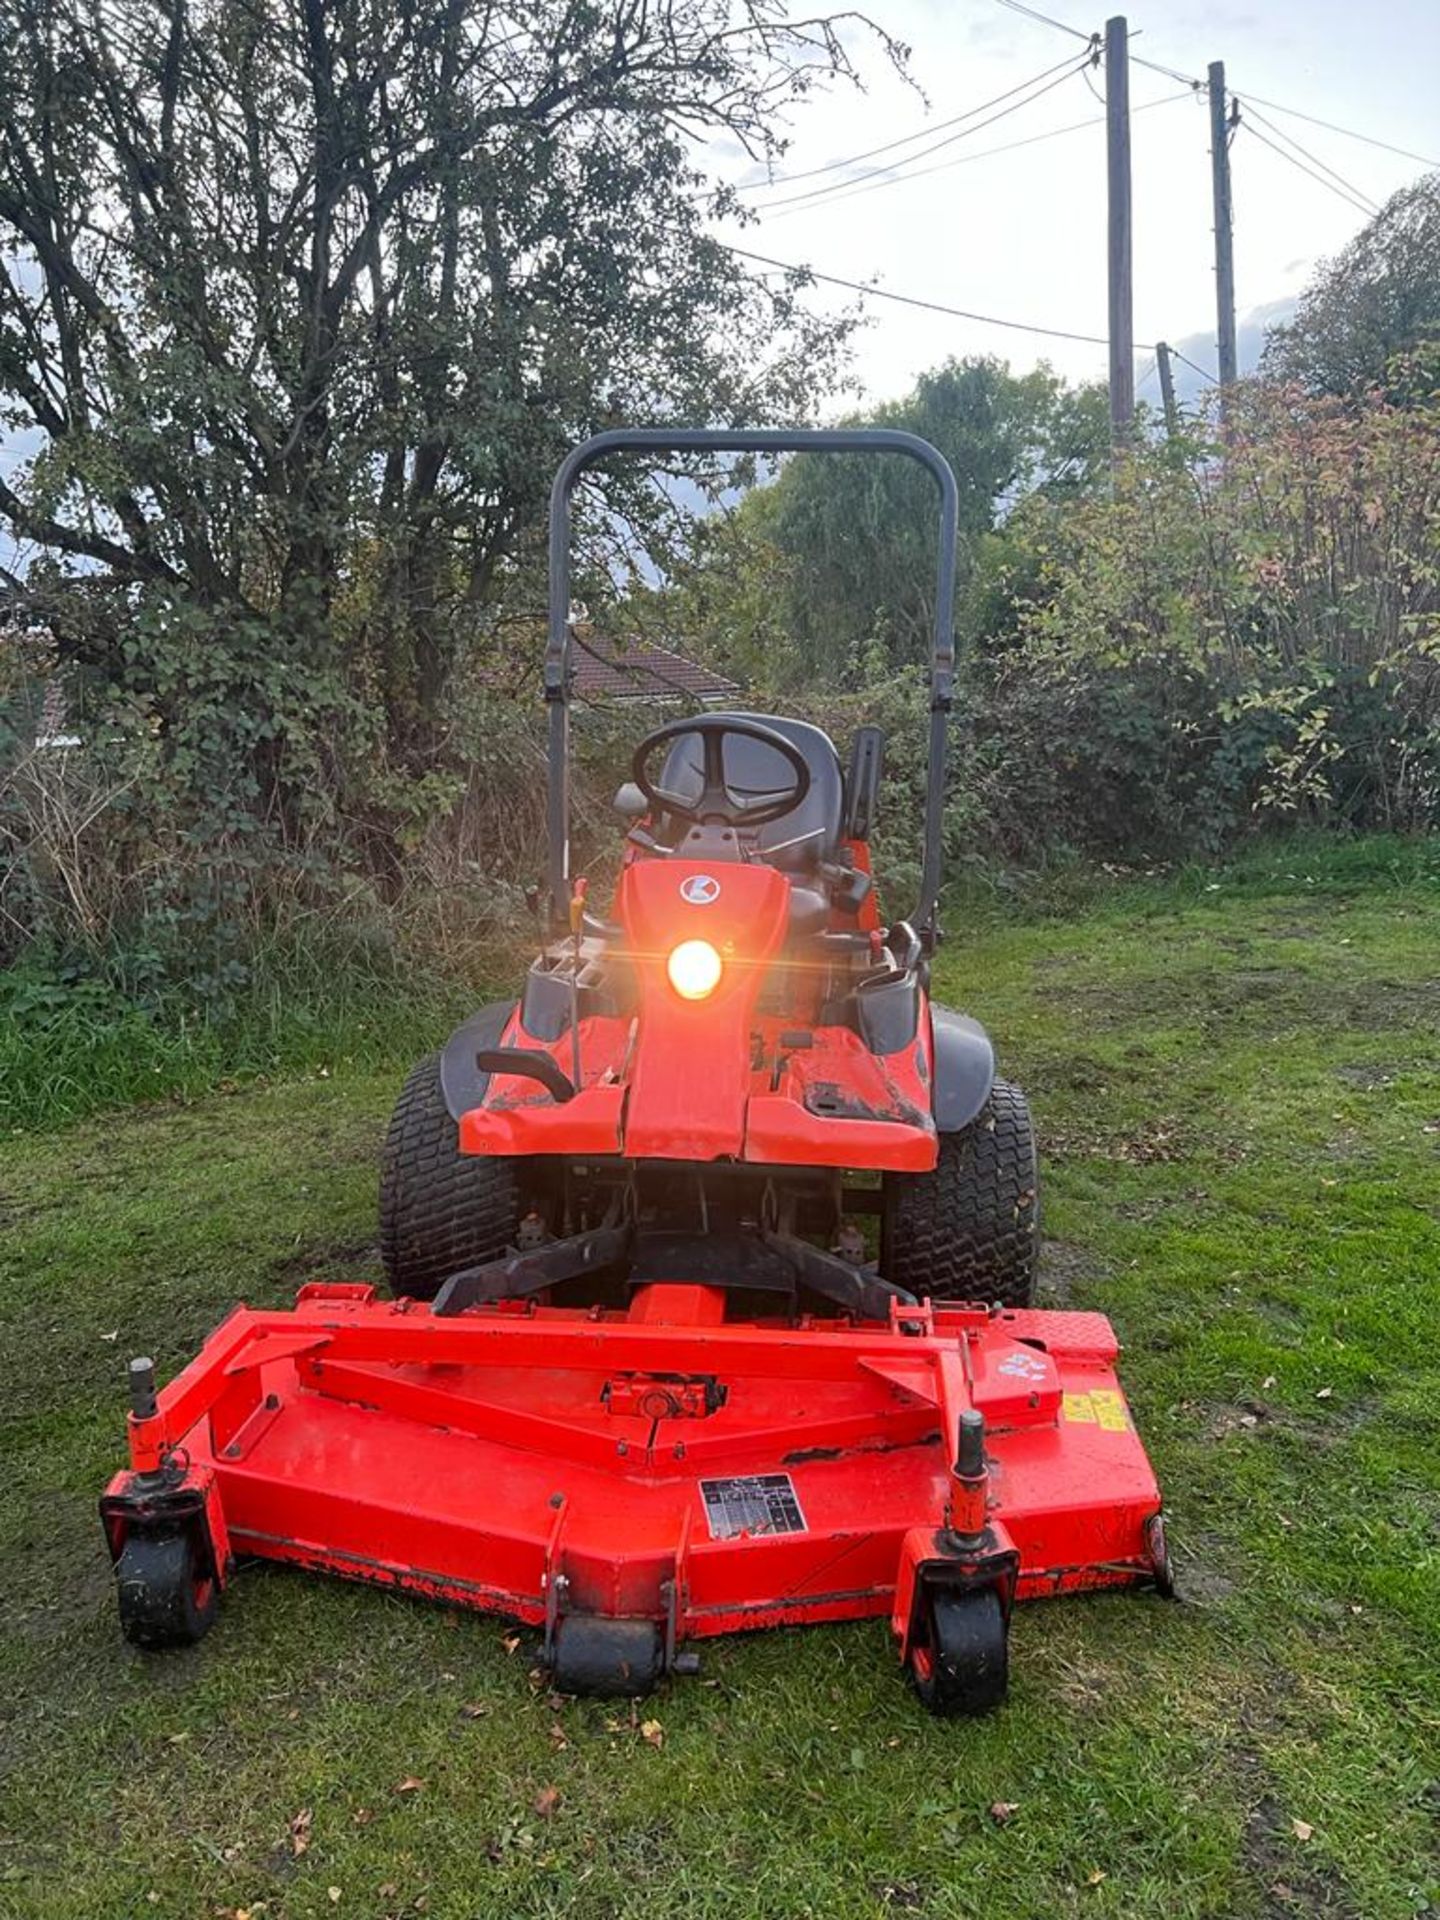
[{"left": 103, "top": 1281, "right": 1168, "bottom": 1707}]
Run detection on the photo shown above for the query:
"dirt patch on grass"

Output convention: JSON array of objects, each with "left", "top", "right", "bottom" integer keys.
[
  {"left": 1046, "top": 1115, "right": 1201, "bottom": 1165},
  {"left": 1333, "top": 978, "right": 1440, "bottom": 1032},
  {"left": 3, "top": 1488, "right": 115, "bottom": 1647},
  {"left": 268, "top": 1236, "right": 383, "bottom": 1292},
  {"left": 1242, "top": 1789, "right": 1363, "bottom": 1918},
  {"left": 1173, "top": 1531, "right": 1238, "bottom": 1609},
  {"left": 1063, "top": 967, "right": 1440, "bottom": 1041},
  {"left": 1035, "top": 1240, "right": 1106, "bottom": 1308}
]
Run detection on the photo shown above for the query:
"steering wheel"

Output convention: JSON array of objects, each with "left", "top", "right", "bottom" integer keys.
[{"left": 633, "top": 715, "right": 812, "bottom": 830}]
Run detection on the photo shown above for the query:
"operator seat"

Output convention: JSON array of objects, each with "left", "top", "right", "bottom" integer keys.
[{"left": 654, "top": 713, "right": 844, "bottom": 874}]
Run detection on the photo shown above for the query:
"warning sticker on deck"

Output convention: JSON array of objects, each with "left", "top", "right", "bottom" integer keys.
[
  {"left": 700, "top": 1473, "right": 808, "bottom": 1540},
  {"left": 1062, "top": 1389, "right": 1131, "bottom": 1432}
]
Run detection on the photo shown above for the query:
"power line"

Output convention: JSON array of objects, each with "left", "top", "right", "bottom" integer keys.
[
  {"left": 736, "top": 52, "right": 1085, "bottom": 190},
  {"left": 988, "top": 0, "right": 1207, "bottom": 86},
  {"left": 718, "top": 239, "right": 1114, "bottom": 344},
  {"left": 721, "top": 238, "right": 1196, "bottom": 358},
  {"left": 751, "top": 57, "right": 1091, "bottom": 211},
  {"left": 1237, "top": 92, "right": 1440, "bottom": 172},
  {"left": 757, "top": 88, "right": 1197, "bottom": 221},
  {"left": 992, "top": 0, "right": 1092, "bottom": 43},
  {"left": 985, "top": 0, "right": 1436, "bottom": 168},
  {"left": 1240, "top": 100, "right": 1380, "bottom": 213},
  {"left": 1171, "top": 346, "right": 1217, "bottom": 382},
  {"left": 1131, "top": 50, "right": 1206, "bottom": 89},
  {"left": 1240, "top": 118, "right": 1377, "bottom": 218}
]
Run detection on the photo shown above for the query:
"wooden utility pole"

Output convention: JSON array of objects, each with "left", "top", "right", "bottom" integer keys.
[
  {"left": 1106, "top": 16, "right": 1134, "bottom": 447},
  {"left": 1209, "top": 59, "right": 1238, "bottom": 416},
  {"left": 1156, "top": 340, "right": 1180, "bottom": 439}
]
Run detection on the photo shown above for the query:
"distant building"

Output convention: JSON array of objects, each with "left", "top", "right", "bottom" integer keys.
[{"left": 568, "top": 630, "right": 742, "bottom": 707}]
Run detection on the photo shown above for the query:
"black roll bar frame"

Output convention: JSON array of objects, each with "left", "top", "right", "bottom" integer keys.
[{"left": 545, "top": 428, "right": 959, "bottom": 938}]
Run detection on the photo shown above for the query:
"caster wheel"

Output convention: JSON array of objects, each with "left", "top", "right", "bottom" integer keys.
[
  {"left": 550, "top": 1616, "right": 663, "bottom": 1697},
  {"left": 908, "top": 1585, "right": 1008, "bottom": 1717},
  {"left": 1146, "top": 1513, "right": 1177, "bottom": 1599},
  {"left": 115, "top": 1531, "right": 218, "bottom": 1650}
]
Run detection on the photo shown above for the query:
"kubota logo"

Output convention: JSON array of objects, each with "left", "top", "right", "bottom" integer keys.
[{"left": 680, "top": 873, "right": 721, "bottom": 906}]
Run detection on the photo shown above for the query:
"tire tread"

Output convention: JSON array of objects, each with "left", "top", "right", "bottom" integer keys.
[
  {"left": 882, "top": 1080, "right": 1038, "bottom": 1306},
  {"left": 379, "top": 1052, "right": 519, "bottom": 1299}
]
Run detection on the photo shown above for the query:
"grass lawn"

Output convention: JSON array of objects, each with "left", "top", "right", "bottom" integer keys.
[{"left": 2, "top": 843, "right": 1437, "bottom": 1919}]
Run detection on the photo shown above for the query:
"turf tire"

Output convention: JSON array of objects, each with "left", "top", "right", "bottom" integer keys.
[
  {"left": 881, "top": 1079, "right": 1038, "bottom": 1306},
  {"left": 379, "top": 1051, "right": 520, "bottom": 1301}
]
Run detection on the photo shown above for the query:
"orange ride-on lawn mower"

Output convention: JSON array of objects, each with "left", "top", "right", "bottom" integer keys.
[{"left": 102, "top": 428, "right": 1171, "bottom": 1713}]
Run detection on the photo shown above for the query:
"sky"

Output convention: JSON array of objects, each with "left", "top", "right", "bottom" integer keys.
[
  {"left": 701, "top": 0, "right": 1440, "bottom": 408},
  {"left": 3, "top": 0, "right": 1437, "bottom": 578}
]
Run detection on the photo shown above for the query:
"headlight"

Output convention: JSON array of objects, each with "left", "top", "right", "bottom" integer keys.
[{"left": 666, "top": 938, "right": 723, "bottom": 1001}]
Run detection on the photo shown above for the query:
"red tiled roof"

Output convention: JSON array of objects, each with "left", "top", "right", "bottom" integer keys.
[{"left": 569, "top": 632, "right": 741, "bottom": 703}]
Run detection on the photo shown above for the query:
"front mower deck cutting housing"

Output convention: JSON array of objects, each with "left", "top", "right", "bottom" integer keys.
[{"left": 104, "top": 429, "right": 1169, "bottom": 1712}]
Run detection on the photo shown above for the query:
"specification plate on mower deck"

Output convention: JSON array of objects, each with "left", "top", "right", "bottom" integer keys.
[{"left": 699, "top": 1474, "right": 807, "bottom": 1540}]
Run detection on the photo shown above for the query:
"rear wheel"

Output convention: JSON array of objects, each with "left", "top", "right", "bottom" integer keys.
[
  {"left": 881, "top": 1080, "right": 1038, "bottom": 1306},
  {"left": 379, "top": 1052, "right": 521, "bottom": 1300}
]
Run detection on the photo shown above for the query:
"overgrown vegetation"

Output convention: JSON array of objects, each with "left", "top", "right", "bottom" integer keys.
[
  {"left": 1, "top": 8, "right": 1438, "bottom": 1091},
  {"left": 3, "top": 844, "right": 1436, "bottom": 1919},
  {"left": 0, "top": 0, "right": 894, "bottom": 991}
]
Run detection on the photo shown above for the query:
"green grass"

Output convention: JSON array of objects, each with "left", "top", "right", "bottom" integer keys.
[
  {"left": 1, "top": 841, "right": 1438, "bottom": 1919},
  {"left": 0, "top": 940, "right": 480, "bottom": 1132}
]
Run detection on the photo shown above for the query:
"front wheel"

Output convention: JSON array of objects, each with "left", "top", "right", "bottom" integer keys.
[
  {"left": 115, "top": 1531, "right": 218, "bottom": 1650},
  {"left": 379, "top": 1052, "right": 522, "bottom": 1300},
  {"left": 881, "top": 1080, "right": 1038, "bottom": 1306},
  {"left": 907, "top": 1585, "right": 1009, "bottom": 1717}
]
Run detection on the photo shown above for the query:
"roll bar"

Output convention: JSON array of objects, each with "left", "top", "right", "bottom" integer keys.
[{"left": 545, "top": 428, "right": 959, "bottom": 936}]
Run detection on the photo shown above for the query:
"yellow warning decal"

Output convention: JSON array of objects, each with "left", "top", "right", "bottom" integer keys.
[{"left": 1062, "top": 1389, "right": 1130, "bottom": 1432}]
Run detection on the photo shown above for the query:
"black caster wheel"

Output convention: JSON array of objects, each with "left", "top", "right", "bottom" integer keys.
[
  {"left": 550, "top": 1616, "right": 663, "bottom": 1697},
  {"left": 115, "top": 1530, "right": 218, "bottom": 1650},
  {"left": 1146, "top": 1513, "right": 1178, "bottom": 1599},
  {"left": 907, "top": 1585, "right": 1009, "bottom": 1717}
]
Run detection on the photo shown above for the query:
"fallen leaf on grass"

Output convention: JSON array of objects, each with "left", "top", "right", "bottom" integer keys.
[
  {"left": 1262, "top": 1375, "right": 1277, "bottom": 1390},
  {"left": 290, "top": 1808, "right": 313, "bottom": 1858},
  {"left": 1087, "top": 1869, "right": 1107, "bottom": 1886},
  {"left": 327, "top": 1890, "right": 342, "bottom": 1906},
  {"left": 394, "top": 1776, "right": 424, "bottom": 1795},
  {"left": 988, "top": 1801, "right": 1019, "bottom": 1825},
  {"left": 351, "top": 1807, "right": 374, "bottom": 1827},
  {"left": 1315, "top": 1386, "right": 1333, "bottom": 1400},
  {"left": 548, "top": 1722, "right": 569, "bottom": 1750},
  {"left": 533, "top": 1785, "right": 562, "bottom": 1819},
  {"left": 640, "top": 1718, "right": 664, "bottom": 1749},
  {"left": 501, "top": 1632, "right": 522, "bottom": 1655},
  {"left": 1291, "top": 1818, "right": 1314, "bottom": 1842},
  {"left": 459, "top": 1702, "right": 490, "bottom": 1720}
]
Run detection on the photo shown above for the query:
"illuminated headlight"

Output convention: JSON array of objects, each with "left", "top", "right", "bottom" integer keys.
[{"left": 666, "top": 938, "right": 723, "bottom": 1001}]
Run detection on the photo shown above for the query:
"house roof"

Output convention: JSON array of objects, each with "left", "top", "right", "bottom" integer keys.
[{"left": 569, "top": 632, "right": 741, "bottom": 704}]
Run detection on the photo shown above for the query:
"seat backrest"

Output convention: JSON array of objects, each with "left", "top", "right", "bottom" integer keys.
[{"left": 655, "top": 713, "right": 844, "bottom": 873}]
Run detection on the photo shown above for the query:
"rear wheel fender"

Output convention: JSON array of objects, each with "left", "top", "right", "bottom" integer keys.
[
  {"left": 438, "top": 1000, "right": 517, "bottom": 1123},
  {"left": 929, "top": 1005, "right": 996, "bottom": 1133}
]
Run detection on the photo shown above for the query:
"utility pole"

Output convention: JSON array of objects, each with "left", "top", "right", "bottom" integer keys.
[
  {"left": 1209, "top": 60, "right": 1238, "bottom": 418},
  {"left": 1156, "top": 340, "right": 1180, "bottom": 439},
  {"left": 1106, "top": 16, "right": 1134, "bottom": 449}
]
